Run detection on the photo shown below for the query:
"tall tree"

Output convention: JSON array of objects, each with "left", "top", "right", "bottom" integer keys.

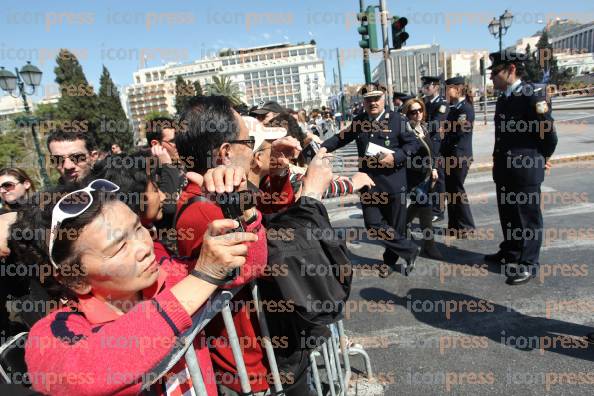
[
  {"left": 97, "top": 66, "right": 133, "bottom": 150},
  {"left": 193, "top": 80, "right": 203, "bottom": 96},
  {"left": 523, "top": 44, "right": 542, "bottom": 83},
  {"left": 536, "top": 30, "right": 573, "bottom": 86},
  {"left": 174, "top": 76, "right": 194, "bottom": 115},
  {"left": 206, "top": 75, "right": 243, "bottom": 106},
  {"left": 54, "top": 49, "right": 99, "bottom": 141}
]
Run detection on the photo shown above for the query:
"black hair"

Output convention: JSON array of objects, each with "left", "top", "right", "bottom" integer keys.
[
  {"left": 266, "top": 113, "right": 305, "bottom": 146},
  {"left": 85, "top": 151, "right": 159, "bottom": 215},
  {"left": 46, "top": 130, "right": 97, "bottom": 153},
  {"left": 234, "top": 102, "right": 250, "bottom": 116},
  {"left": 145, "top": 117, "right": 175, "bottom": 144},
  {"left": 176, "top": 95, "right": 239, "bottom": 174}
]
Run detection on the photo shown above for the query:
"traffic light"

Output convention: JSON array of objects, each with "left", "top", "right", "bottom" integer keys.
[
  {"left": 391, "top": 16, "right": 409, "bottom": 50},
  {"left": 480, "top": 57, "right": 485, "bottom": 76},
  {"left": 357, "top": 6, "right": 379, "bottom": 50}
]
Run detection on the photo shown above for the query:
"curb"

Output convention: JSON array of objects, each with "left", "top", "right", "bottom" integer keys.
[{"left": 469, "top": 152, "right": 594, "bottom": 174}]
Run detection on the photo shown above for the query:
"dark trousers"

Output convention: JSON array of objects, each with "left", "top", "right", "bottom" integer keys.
[
  {"left": 496, "top": 183, "right": 543, "bottom": 266},
  {"left": 432, "top": 158, "right": 446, "bottom": 216},
  {"left": 361, "top": 193, "right": 417, "bottom": 263},
  {"left": 445, "top": 161, "right": 475, "bottom": 231}
]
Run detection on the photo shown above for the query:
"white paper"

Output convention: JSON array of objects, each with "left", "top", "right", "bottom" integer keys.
[{"left": 366, "top": 141, "right": 395, "bottom": 156}]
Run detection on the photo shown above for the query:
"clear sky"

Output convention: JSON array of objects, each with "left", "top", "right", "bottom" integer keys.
[{"left": 1, "top": 0, "right": 593, "bottom": 99}]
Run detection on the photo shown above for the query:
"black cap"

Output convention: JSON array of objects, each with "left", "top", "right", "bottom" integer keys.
[
  {"left": 445, "top": 76, "right": 465, "bottom": 85},
  {"left": 488, "top": 50, "right": 529, "bottom": 70},
  {"left": 393, "top": 91, "right": 408, "bottom": 99},
  {"left": 250, "top": 100, "right": 285, "bottom": 115},
  {"left": 421, "top": 76, "right": 441, "bottom": 84}
]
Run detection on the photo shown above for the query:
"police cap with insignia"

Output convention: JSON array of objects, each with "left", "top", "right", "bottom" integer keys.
[
  {"left": 360, "top": 82, "right": 387, "bottom": 98},
  {"left": 445, "top": 76, "right": 465, "bottom": 86},
  {"left": 488, "top": 50, "right": 529, "bottom": 70},
  {"left": 421, "top": 76, "right": 441, "bottom": 85}
]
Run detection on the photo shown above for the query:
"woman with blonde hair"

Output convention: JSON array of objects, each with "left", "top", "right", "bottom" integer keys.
[{"left": 403, "top": 99, "right": 443, "bottom": 259}]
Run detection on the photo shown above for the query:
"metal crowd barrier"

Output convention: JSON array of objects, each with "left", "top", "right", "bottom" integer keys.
[{"left": 145, "top": 282, "right": 373, "bottom": 396}]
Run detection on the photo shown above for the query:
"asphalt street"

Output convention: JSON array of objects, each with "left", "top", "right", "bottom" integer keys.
[{"left": 327, "top": 161, "right": 594, "bottom": 396}]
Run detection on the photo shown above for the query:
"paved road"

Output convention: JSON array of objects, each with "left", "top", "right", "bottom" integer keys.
[{"left": 328, "top": 161, "right": 594, "bottom": 396}]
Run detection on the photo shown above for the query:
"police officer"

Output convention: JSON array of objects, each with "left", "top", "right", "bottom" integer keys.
[
  {"left": 393, "top": 92, "right": 415, "bottom": 113},
  {"left": 486, "top": 51, "right": 558, "bottom": 285},
  {"left": 323, "top": 83, "right": 421, "bottom": 277},
  {"left": 421, "top": 76, "right": 449, "bottom": 222},
  {"left": 441, "top": 76, "right": 476, "bottom": 238}
]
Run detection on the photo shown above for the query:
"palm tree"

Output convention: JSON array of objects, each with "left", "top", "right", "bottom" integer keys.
[{"left": 207, "top": 75, "right": 243, "bottom": 105}]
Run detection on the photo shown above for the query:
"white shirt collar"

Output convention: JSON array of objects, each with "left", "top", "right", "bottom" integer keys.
[
  {"left": 505, "top": 79, "right": 522, "bottom": 97},
  {"left": 370, "top": 110, "right": 385, "bottom": 121}
]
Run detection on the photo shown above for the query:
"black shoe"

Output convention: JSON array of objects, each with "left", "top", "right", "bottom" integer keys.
[
  {"left": 485, "top": 251, "right": 516, "bottom": 265},
  {"left": 432, "top": 214, "right": 444, "bottom": 222},
  {"left": 403, "top": 246, "right": 421, "bottom": 276},
  {"left": 505, "top": 270, "right": 533, "bottom": 285},
  {"left": 585, "top": 333, "right": 594, "bottom": 345},
  {"left": 378, "top": 263, "right": 395, "bottom": 278}
]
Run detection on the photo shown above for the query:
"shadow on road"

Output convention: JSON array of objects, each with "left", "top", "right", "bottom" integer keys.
[{"left": 359, "top": 287, "right": 594, "bottom": 362}]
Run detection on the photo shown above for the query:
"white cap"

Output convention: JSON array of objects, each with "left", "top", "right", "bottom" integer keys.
[{"left": 242, "top": 116, "right": 287, "bottom": 152}]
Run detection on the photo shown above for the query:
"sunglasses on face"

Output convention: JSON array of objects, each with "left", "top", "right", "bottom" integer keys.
[
  {"left": 0, "top": 181, "right": 20, "bottom": 192},
  {"left": 48, "top": 179, "right": 120, "bottom": 269},
  {"left": 407, "top": 108, "right": 423, "bottom": 116},
  {"left": 50, "top": 153, "right": 88, "bottom": 167},
  {"left": 228, "top": 136, "right": 256, "bottom": 150}
]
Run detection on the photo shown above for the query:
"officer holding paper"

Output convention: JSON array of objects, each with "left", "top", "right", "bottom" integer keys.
[{"left": 323, "top": 83, "right": 421, "bottom": 277}]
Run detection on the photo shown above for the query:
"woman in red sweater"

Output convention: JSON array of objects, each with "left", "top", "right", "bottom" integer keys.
[{"left": 25, "top": 181, "right": 258, "bottom": 395}]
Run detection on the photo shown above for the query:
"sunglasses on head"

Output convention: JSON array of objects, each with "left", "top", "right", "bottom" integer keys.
[
  {"left": 48, "top": 179, "right": 120, "bottom": 269},
  {"left": 50, "top": 153, "right": 88, "bottom": 167},
  {"left": 0, "top": 181, "right": 20, "bottom": 192}
]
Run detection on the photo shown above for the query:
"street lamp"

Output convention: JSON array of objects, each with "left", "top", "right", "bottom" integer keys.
[
  {"left": 0, "top": 62, "right": 50, "bottom": 186},
  {"left": 488, "top": 10, "right": 514, "bottom": 52}
]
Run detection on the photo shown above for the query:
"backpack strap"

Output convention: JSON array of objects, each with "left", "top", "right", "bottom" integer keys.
[{"left": 173, "top": 195, "right": 209, "bottom": 229}]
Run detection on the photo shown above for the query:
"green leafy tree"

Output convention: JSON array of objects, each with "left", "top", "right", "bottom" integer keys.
[
  {"left": 523, "top": 44, "right": 542, "bottom": 83},
  {"left": 145, "top": 110, "right": 172, "bottom": 121},
  {"left": 193, "top": 80, "right": 203, "bottom": 96},
  {"left": 536, "top": 30, "right": 574, "bottom": 87},
  {"left": 54, "top": 49, "right": 99, "bottom": 141},
  {"left": 174, "top": 76, "right": 194, "bottom": 115},
  {"left": 97, "top": 66, "right": 133, "bottom": 150},
  {"left": 206, "top": 75, "right": 243, "bottom": 106}
]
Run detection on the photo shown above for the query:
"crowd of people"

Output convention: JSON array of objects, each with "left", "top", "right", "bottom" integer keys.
[{"left": 0, "top": 49, "right": 560, "bottom": 395}]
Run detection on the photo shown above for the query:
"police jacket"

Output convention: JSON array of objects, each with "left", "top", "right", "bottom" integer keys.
[
  {"left": 492, "top": 81, "right": 558, "bottom": 186},
  {"left": 322, "top": 110, "right": 419, "bottom": 195},
  {"left": 442, "top": 98, "right": 474, "bottom": 160},
  {"left": 424, "top": 95, "right": 449, "bottom": 156}
]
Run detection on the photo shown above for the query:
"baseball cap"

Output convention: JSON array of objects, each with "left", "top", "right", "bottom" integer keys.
[{"left": 242, "top": 116, "right": 287, "bottom": 152}]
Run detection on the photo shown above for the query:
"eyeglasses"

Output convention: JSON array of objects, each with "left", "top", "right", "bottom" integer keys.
[
  {"left": 49, "top": 153, "right": 88, "bottom": 167},
  {"left": 407, "top": 109, "right": 424, "bottom": 116},
  {"left": 228, "top": 137, "right": 256, "bottom": 150},
  {"left": 48, "top": 179, "right": 120, "bottom": 269},
  {"left": 0, "top": 181, "right": 20, "bottom": 192}
]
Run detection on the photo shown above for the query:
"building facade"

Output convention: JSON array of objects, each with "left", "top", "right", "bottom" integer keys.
[
  {"left": 125, "top": 42, "right": 327, "bottom": 138},
  {"left": 551, "top": 22, "right": 594, "bottom": 53}
]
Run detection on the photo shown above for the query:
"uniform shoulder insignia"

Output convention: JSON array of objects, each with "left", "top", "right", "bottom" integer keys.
[
  {"left": 458, "top": 114, "right": 467, "bottom": 122},
  {"left": 438, "top": 104, "right": 446, "bottom": 114},
  {"left": 535, "top": 100, "right": 549, "bottom": 115}
]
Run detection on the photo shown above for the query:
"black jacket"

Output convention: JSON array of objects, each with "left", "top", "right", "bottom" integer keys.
[
  {"left": 424, "top": 95, "right": 449, "bottom": 156},
  {"left": 492, "top": 82, "right": 558, "bottom": 186},
  {"left": 259, "top": 197, "right": 353, "bottom": 386},
  {"left": 322, "top": 110, "right": 419, "bottom": 195},
  {"left": 442, "top": 99, "right": 474, "bottom": 160}
]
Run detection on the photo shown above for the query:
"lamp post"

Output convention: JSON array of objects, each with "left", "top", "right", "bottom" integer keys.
[
  {"left": 488, "top": 10, "right": 514, "bottom": 52},
  {"left": 0, "top": 62, "right": 50, "bottom": 186}
]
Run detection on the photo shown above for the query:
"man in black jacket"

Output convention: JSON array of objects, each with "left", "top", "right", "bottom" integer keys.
[
  {"left": 323, "top": 83, "right": 421, "bottom": 277},
  {"left": 486, "top": 51, "right": 558, "bottom": 285}
]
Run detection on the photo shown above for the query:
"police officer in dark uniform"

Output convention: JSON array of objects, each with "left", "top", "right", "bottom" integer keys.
[
  {"left": 442, "top": 76, "right": 476, "bottom": 237},
  {"left": 323, "top": 83, "right": 421, "bottom": 277},
  {"left": 486, "top": 51, "right": 558, "bottom": 285},
  {"left": 393, "top": 92, "right": 415, "bottom": 113},
  {"left": 421, "top": 76, "right": 449, "bottom": 222}
]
